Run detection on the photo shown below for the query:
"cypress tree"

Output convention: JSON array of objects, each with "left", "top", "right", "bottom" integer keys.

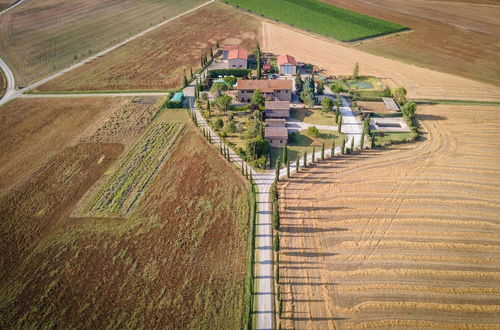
[
  {"left": 182, "top": 71, "right": 188, "bottom": 88},
  {"left": 338, "top": 115, "right": 343, "bottom": 133},
  {"left": 341, "top": 138, "right": 346, "bottom": 154},
  {"left": 360, "top": 131, "right": 365, "bottom": 149},
  {"left": 331, "top": 140, "right": 336, "bottom": 158},
  {"left": 282, "top": 145, "right": 288, "bottom": 164},
  {"left": 274, "top": 234, "right": 280, "bottom": 251},
  {"left": 209, "top": 47, "right": 213, "bottom": 58},
  {"left": 321, "top": 143, "right": 325, "bottom": 160},
  {"left": 351, "top": 136, "right": 355, "bottom": 151},
  {"left": 303, "top": 151, "right": 307, "bottom": 168},
  {"left": 241, "top": 160, "right": 244, "bottom": 174},
  {"left": 273, "top": 202, "right": 280, "bottom": 229},
  {"left": 286, "top": 160, "right": 290, "bottom": 178},
  {"left": 190, "top": 66, "right": 193, "bottom": 79},
  {"left": 206, "top": 100, "right": 211, "bottom": 115},
  {"left": 312, "top": 146, "right": 316, "bottom": 163},
  {"left": 296, "top": 157, "right": 299, "bottom": 173},
  {"left": 245, "top": 165, "right": 249, "bottom": 179},
  {"left": 275, "top": 156, "right": 281, "bottom": 182}
]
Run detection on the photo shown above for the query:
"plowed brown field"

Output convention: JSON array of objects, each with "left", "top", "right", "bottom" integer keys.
[
  {"left": 278, "top": 105, "right": 500, "bottom": 328},
  {"left": 321, "top": 0, "right": 500, "bottom": 87},
  {"left": 37, "top": 3, "right": 260, "bottom": 92},
  {"left": 261, "top": 22, "right": 500, "bottom": 102}
]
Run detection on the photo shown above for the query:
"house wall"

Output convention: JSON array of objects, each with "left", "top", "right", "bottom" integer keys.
[
  {"left": 228, "top": 58, "right": 247, "bottom": 69},
  {"left": 222, "top": 50, "right": 229, "bottom": 60},
  {"left": 267, "top": 138, "right": 287, "bottom": 147},
  {"left": 274, "top": 89, "right": 292, "bottom": 101},
  {"left": 280, "top": 64, "right": 296, "bottom": 75}
]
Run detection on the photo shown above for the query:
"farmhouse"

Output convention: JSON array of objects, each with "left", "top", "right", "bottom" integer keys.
[
  {"left": 278, "top": 54, "right": 297, "bottom": 75},
  {"left": 265, "top": 120, "right": 288, "bottom": 147},
  {"left": 237, "top": 79, "right": 292, "bottom": 102},
  {"left": 222, "top": 45, "right": 238, "bottom": 60},
  {"left": 265, "top": 101, "right": 290, "bottom": 118},
  {"left": 227, "top": 49, "right": 248, "bottom": 69}
]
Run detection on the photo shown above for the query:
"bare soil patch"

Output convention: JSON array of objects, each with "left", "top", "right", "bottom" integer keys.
[
  {"left": 0, "top": 109, "right": 250, "bottom": 328},
  {"left": 0, "top": 97, "right": 160, "bottom": 192},
  {"left": 38, "top": 3, "right": 261, "bottom": 92},
  {"left": 278, "top": 104, "right": 500, "bottom": 328},
  {"left": 321, "top": 0, "right": 500, "bottom": 87},
  {"left": 262, "top": 22, "right": 500, "bottom": 102},
  {"left": 0, "top": 0, "right": 206, "bottom": 85}
]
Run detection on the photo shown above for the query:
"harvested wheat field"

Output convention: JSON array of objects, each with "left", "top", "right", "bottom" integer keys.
[
  {"left": 278, "top": 104, "right": 500, "bottom": 329},
  {"left": 0, "top": 0, "right": 206, "bottom": 85},
  {"left": 321, "top": 0, "right": 500, "bottom": 87},
  {"left": 0, "top": 109, "right": 250, "bottom": 328},
  {"left": 261, "top": 22, "right": 500, "bottom": 102},
  {"left": 37, "top": 3, "right": 260, "bottom": 92},
  {"left": 0, "top": 96, "right": 161, "bottom": 192}
]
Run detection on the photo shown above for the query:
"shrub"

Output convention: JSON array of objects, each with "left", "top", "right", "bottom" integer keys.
[
  {"left": 209, "top": 69, "right": 251, "bottom": 78},
  {"left": 307, "top": 126, "right": 319, "bottom": 137}
]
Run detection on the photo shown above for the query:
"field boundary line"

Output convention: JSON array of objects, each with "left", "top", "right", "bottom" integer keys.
[
  {"left": 217, "top": 0, "right": 410, "bottom": 46},
  {"left": 0, "top": 0, "right": 215, "bottom": 106},
  {"left": 0, "top": 0, "right": 26, "bottom": 16}
]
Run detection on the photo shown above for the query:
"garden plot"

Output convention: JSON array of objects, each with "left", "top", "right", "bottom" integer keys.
[{"left": 85, "top": 121, "right": 185, "bottom": 216}]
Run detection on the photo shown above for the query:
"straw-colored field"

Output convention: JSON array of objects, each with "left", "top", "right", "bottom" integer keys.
[
  {"left": 278, "top": 104, "right": 500, "bottom": 328},
  {"left": 0, "top": 0, "right": 206, "bottom": 85},
  {"left": 261, "top": 22, "right": 500, "bottom": 102}
]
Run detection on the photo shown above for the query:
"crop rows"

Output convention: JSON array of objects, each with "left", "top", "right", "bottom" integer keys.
[
  {"left": 225, "top": 0, "right": 407, "bottom": 41},
  {"left": 85, "top": 122, "right": 185, "bottom": 216}
]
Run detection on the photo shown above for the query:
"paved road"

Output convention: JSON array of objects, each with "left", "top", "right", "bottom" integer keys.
[
  {"left": 0, "top": 0, "right": 26, "bottom": 16},
  {"left": 0, "top": 58, "right": 16, "bottom": 101},
  {"left": 0, "top": 0, "right": 215, "bottom": 106}
]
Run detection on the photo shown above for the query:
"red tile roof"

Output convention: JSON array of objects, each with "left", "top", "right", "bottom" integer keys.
[
  {"left": 237, "top": 79, "right": 292, "bottom": 92},
  {"left": 263, "top": 64, "right": 271, "bottom": 70},
  {"left": 278, "top": 54, "right": 297, "bottom": 66},
  {"left": 228, "top": 49, "right": 248, "bottom": 60}
]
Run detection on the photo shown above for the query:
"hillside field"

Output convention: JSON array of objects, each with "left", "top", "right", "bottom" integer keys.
[
  {"left": 261, "top": 22, "right": 500, "bottom": 102},
  {"left": 277, "top": 104, "right": 500, "bottom": 328},
  {"left": 0, "top": 0, "right": 207, "bottom": 86},
  {"left": 223, "top": 0, "right": 406, "bottom": 41},
  {"left": 37, "top": 3, "right": 260, "bottom": 92},
  {"left": 323, "top": 0, "right": 500, "bottom": 87},
  {"left": 0, "top": 99, "right": 250, "bottom": 328}
]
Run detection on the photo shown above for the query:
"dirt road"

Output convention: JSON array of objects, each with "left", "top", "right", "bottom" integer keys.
[
  {"left": 278, "top": 104, "right": 500, "bottom": 328},
  {"left": 261, "top": 21, "right": 500, "bottom": 102}
]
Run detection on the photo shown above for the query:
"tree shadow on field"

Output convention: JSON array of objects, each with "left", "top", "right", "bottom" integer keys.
[
  {"left": 286, "top": 206, "right": 347, "bottom": 212},
  {"left": 279, "top": 225, "right": 347, "bottom": 234},
  {"left": 417, "top": 113, "right": 447, "bottom": 121},
  {"left": 282, "top": 251, "right": 337, "bottom": 258}
]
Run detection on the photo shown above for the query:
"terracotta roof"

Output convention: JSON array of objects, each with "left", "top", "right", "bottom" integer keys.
[
  {"left": 228, "top": 49, "right": 248, "bottom": 60},
  {"left": 278, "top": 54, "right": 297, "bottom": 66},
  {"left": 265, "top": 101, "right": 290, "bottom": 110},
  {"left": 237, "top": 79, "right": 292, "bottom": 92},
  {"left": 262, "top": 64, "right": 271, "bottom": 70},
  {"left": 265, "top": 126, "right": 288, "bottom": 139},
  {"left": 222, "top": 45, "right": 238, "bottom": 51}
]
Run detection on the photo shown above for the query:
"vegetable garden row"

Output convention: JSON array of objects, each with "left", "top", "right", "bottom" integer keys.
[{"left": 85, "top": 122, "right": 185, "bottom": 216}]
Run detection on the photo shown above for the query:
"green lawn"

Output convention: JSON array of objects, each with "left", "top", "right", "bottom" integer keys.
[
  {"left": 291, "top": 108, "right": 337, "bottom": 126},
  {"left": 224, "top": 0, "right": 407, "bottom": 41},
  {"left": 373, "top": 131, "right": 417, "bottom": 146},
  {"left": 271, "top": 129, "right": 345, "bottom": 167}
]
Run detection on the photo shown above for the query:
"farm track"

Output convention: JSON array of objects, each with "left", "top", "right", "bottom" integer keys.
[
  {"left": 278, "top": 104, "right": 500, "bottom": 329},
  {"left": 84, "top": 122, "right": 185, "bottom": 216}
]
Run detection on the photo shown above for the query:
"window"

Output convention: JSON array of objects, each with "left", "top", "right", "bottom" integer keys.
[{"left": 280, "top": 140, "right": 283, "bottom": 143}]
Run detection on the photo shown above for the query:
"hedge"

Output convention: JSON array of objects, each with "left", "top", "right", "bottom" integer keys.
[{"left": 209, "top": 69, "right": 251, "bottom": 78}]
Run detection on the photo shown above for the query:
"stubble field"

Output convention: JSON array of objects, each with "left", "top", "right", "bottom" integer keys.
[
  {"left": 278, "top": 104, "right": 500, "bottom": 328},
  {"left": 0, "top": 98, "right": 250, "bottom": 328},
  {"left": 0, "top": 0, "right": 207, "bottom": 86},
  {"left": 322, "top": 0, "right": 500, "bottom": 87},
  {"left": 37, "top": 3, "right": 261, "bottom": 92},
  {"left": 261, "top": 22, "right": 500, "bottom": 102}
]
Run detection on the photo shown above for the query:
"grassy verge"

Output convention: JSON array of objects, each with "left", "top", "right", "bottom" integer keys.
[
  {"left": 291, "top": 108, "right": 336, "bottom": 126},
  {"left": 270, "top": 129, "right": 345, "bottom": 167},
  {"left": 223, "top": 0, "right": 407, "bottom": 42},
  {"left": 413, "top": 99, "right": 500, "bottom": 106}
]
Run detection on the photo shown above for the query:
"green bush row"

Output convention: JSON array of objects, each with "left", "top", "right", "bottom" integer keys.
[{"left": 209, "top": 69, "right": 251, "bottom": 78}]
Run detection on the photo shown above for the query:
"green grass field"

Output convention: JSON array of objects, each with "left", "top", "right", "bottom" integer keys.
[
  {"left": 224, "top": 0, "right": 407, "bottom": 41},
  {"left": 291, "top": 108, "right": 337, "bottom": 126}
]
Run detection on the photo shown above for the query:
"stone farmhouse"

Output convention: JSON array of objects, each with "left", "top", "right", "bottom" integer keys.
[
  {"left": 264, "top": 119, "right": 288, "bottom": 147},
  {"left": 278, "top": 54, "right": 297, "bottom": 75},
  {"left": 236, "top": 79, "right": 292, "bottom": 102},
  {"left": 227, "top": 49, "right": 248, "bottom": 69}
]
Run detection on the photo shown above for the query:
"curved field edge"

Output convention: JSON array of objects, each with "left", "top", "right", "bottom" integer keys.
[
  {"left": 0, "top": 67, "right": 6, "bottom": 99},
  {"left": 222, "top": 0, "right": 407, "bottom": 42},
  {"left": 0, "top": 108, "right": 251, "bottom": 328}
]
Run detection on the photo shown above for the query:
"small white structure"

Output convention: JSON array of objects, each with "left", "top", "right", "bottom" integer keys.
[
  {"left": 227, "top": 49, "right": 248, "bottom": 69},
  {"left": 278, "top": 54, "right": 297, "bottom": 75}
]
